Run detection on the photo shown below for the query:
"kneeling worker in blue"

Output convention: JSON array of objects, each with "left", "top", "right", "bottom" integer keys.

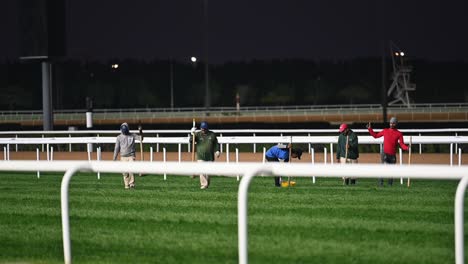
[{"left": 265, "top": 144, "right": 302, "bottom": 187}]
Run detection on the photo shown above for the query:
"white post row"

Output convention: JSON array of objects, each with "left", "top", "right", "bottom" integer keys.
[{"left": 0, "top": 135, "right": 467, "bottom": 167}]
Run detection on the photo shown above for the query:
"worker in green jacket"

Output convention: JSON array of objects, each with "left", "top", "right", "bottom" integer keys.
[
  {"left": 336, "top": 123, "right": 359, "bottom": 185},
  {"left": 190, "top": 121, "right": 220, "bottom": 189}
]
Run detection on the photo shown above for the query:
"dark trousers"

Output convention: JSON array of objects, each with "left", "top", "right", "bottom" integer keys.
[
  {"left": 379, "top": 153, "right": 396, "bottom": 186},
  {"left": 265, "top": 156, "right": 281, "bottom": 187}
]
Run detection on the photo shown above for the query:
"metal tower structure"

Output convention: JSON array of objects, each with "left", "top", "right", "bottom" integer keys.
[{"left": 387, "top": 42, "right": 416, "bottom": 107}]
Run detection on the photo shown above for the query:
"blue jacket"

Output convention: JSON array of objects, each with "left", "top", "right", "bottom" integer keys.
[{"left": 265, "top": 145, "right": 290, "bottom": 162}]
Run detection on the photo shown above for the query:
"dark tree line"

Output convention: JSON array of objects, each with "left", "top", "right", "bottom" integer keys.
[{"left": 0, "top": 58, "right": 467, "bottom": 110}]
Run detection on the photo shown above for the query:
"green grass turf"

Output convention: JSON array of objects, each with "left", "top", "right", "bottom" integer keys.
[{"left": 0, "top": 172, "right": 463, "bottom": 264}]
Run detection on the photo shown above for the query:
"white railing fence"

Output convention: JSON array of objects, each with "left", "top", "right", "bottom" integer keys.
[
  {"left": 1, "top": 135, "right": 466, "bottom": 166},
  {"left": 0, "top": 161, "right": 467, "bottom": 264}
]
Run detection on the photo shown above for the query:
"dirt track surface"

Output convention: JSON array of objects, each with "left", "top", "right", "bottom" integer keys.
[{"left": 6, "top": 151, "right": 467, "bottom": 165}]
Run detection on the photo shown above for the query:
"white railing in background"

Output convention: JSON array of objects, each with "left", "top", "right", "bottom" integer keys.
[
  {"left": 0, "top": 161, "right": 467, "bottom": 264},
  {"left": 0, "top": 135, "right": 466, "bottom": 166},
  {"left": 1, "top": 128, "right": 468, "bottom": 136}
]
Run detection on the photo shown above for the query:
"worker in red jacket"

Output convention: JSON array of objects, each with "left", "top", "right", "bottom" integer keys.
[{"left": 367, "top": 117, "right": 409, "bottom": 186}]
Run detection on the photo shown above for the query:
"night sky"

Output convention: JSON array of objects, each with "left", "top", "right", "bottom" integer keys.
[{"left": 1, "top": 0, "right": 468, "bottom": 63}]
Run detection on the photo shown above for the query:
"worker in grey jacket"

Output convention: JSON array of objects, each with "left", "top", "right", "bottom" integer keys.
[{"left": 113, "top": 123, "right": 142, "bottom": 189}]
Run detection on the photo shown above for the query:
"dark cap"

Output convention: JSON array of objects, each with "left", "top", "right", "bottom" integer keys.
[{"left": 200, "top": 121, "right": 209, "bottom": 129}]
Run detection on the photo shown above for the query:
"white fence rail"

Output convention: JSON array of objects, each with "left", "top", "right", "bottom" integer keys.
[
  {"left": 1, "top": 128, "right": 468, "bottom": 137},
  {"left": 0, "top": 135, "right": 467, "bottom": 145},
  {"left": 0, "top": 135, "right": 466, "bottom": 166},
  {"left": 0, "top": 161, "right": 467, "bottom": 264}
]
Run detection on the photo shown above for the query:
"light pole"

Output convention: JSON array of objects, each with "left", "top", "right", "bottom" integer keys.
[
  {"left": 170, "top": 59, "right": 174, "bottom": 109},
  {"left": 203, "top": 0, "right": 210, "bottom": 111}
]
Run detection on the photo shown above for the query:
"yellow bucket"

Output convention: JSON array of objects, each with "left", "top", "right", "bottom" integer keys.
[{"left": 281, "top": 181, "right": 296, "bottom": 187}]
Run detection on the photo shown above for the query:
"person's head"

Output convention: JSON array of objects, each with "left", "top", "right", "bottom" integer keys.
[
  {"left": 200, "top": 121, "right": 209, "bottom": 133},
  {"left": 120, "top": 122, "right": 130, "bottom": 135},
  {"left": 389, "top": 117, "right": 398, "bottom": 128},
  {"left": 291, "top": 148, "right": 302, "bottom": 160},
  {"left": 339, "top": 123, "right": 348, "bottom": 134}
]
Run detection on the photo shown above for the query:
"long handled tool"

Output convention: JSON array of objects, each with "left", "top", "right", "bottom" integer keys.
[
  {"left": 407, "top": 136, "right": 412, "bottom": 187},
  {"left": 191, "top": 119, "right": 196, "bottom": 178},
  {"left": 191, "top": 119, "right": 196, "bottom": 162},
  {"left": 138, "top": 124, "right": 144, "bottom": 176},
  {"left": 342, "top": 134, "right": 349, "bottom": 185}
]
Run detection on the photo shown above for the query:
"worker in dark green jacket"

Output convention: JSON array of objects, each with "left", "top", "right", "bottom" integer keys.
[
  {"left": 336, "top": 123, "right": 359, "bottom": 185},
  {"left": 190, "top": 121, "right": 220, "bottom": 189}
]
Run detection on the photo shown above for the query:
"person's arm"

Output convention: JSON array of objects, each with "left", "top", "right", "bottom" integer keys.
[
  {"left": 113, "top": 138, "right": 120, "bottom": 161},
  {"left": 336, "top": 135, "right": 342, "bottom": 160},
  {"left": 214, "top": 134, "right": 220, "bottom": 158},
  {"left": 138, "top": 125, "right": 144, "bottom": 141},
  {"left": 368, "top": 127, "right": 384, "bottom": 138},
  {"left": 398, "top": 133, "right": 409, "bottom": 151},
  {"left": 367, "top": 122, "right": 383, "bottom": 138},
  {"left": 279, "top": 149, "right": 289, "bottom": 162}
]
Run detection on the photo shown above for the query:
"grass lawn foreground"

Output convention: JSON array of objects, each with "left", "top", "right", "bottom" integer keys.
[{"left": 0, "top": 172, "right": 462, "bottom": 264}]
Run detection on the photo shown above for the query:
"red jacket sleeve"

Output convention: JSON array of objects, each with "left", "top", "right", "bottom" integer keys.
[
  {"left": 368, "top": 127, "right": 384, "bottom": 138},
  {"left": 398, "top": 133, "right": 409, "bottom": 151}
]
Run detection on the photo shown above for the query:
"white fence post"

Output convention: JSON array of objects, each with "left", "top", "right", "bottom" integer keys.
[
  {"left": 150, "top": 147, "right": 154, "bottom": 162},
  {"left": 220, "top": 133, "right": 223, "bottom": 153},
  {"left": 163, "top": 148, "right": 167, "bottom": 180},
  {"left": 61, "top": 163, "right": 92, "bottom": 264},
  {"left": 262, "top": 147, "right": 266, "bottom": 163},
  {"left": 156, "top": 134, "right": 159, "bottom": 152},
  {"left": 238, "top": 165, "right": 271, "bottom": 264},
  {"left": 311, "top": 147, "right": 315, "bottom": 183},
  {"left": 399, "top": 148, "right": 403, "bottom": 184},
  {"left": 97, "top": 147, "right": 101, "bottom": 180},
  {"left": 459, "top": 148, "right": 462, "bottom": 166},
  {"left": 451, "top": 143, "right": 454, "bottom": 166},
  {"left": 253, "top": 133, "right": 256, "bottom": 153},
  {"left": 178, "top": 144, "right": 182, "bottom": 163},
  {"left": 36, "top": 148, "right": 40, "bottom": 179},
  {"left": 455, "top": 176, "right": 468, "bottom": 264},
  {"left": 236, "top": 148, "right": 240, "bottom": 181},
  {"left": 324, "top": 147, "right": 327, "bottom": 165}
]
